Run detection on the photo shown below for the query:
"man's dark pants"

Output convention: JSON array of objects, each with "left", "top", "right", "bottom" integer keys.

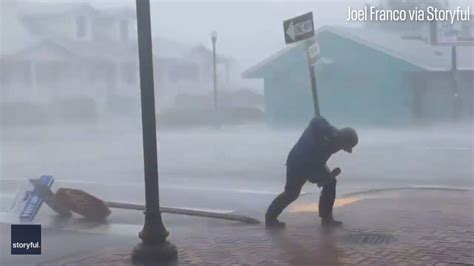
[{"left": 266, "top": 166, "right": 337, "bottom": 221}]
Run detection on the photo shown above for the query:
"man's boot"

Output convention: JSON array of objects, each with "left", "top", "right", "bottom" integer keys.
[
  {"left": 320, "top": 178, "right": 340, "bottom": 228},
  {"left": 321, "top": 215, "right": 343, "bottom": 228},
  {"left": 265, "top": 218, "right": 286, "bottom": 228},
  {"left": 265, "top": 190, "right": 296, "bottom": 229},
  {"left": 265, "top": 211, "right": 286, "bottom": 228}
]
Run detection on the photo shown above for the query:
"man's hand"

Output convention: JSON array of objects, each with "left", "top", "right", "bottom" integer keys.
[
  {"left": 317, "top": 167, "right": 341, "bottom": 187},
  {"left": 330, "top": 167, "right": 341, "bottom": 178}
]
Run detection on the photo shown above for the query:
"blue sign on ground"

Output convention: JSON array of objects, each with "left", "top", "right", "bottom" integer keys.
[{"left": 19, "top": 175, "right": 54, "bottom": 221}]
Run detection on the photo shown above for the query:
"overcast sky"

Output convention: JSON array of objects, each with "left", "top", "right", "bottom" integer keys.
[
  {"left": 13, "top": 0, "right": 474, "bottom": 72},
  {"left": 149, "top": 1, "right": 368, "bottom": 70},
  {"left": 25, "top": 0, "right": 371, "bottom": 70}
]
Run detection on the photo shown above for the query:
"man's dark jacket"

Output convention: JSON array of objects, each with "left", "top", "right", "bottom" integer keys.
[{"left": 286, "top": 116, "right": 338, "bottom": 181}]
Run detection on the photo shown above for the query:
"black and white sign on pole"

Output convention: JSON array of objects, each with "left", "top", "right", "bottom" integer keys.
[
  {"left": 307, "top": 40, "right": 320, "bottom": 66},
  {"left": 283, "top": 12, "right": 320, "bottom": 115},
  {"left": 283, "top": 12, "right": 315, "bottom": 44}
]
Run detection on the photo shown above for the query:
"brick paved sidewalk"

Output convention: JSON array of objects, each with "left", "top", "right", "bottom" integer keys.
[{"left": 43, "top": 189, "right": 474, "bottom": 266}]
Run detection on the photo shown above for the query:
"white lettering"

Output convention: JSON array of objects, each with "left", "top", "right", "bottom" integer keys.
[
  {"left": 294, "top": 20, "right": 313, "bottom": 36},
  {"left": 347, "top": 6, "right": 367, "bottom": 21},
  {"left": 12, "top": 242, "right": 41, "bottom": 250},
  {"left": 346, "top": 5, "right": 469, "bottom": 24}
]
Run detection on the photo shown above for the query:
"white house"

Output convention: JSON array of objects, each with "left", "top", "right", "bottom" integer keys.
[{"left": 0, "top": 1, "right": 235, "bottom": 118}]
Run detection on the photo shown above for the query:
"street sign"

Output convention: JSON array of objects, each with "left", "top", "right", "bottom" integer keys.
[
  {"left": 307, "top": 40, "right": 320, "bottom": 66},
  {"left": 283, "top": 12, "right": 314, "bottom": 44},
  {"left": 30, "top": 179, "right": 72, "bottom": 217},
  {"left": 282, "top": 12, "right": 320, "bottom": 115},
  {"left": 19, "top": 175, "right": 54, "bottom": 221}
]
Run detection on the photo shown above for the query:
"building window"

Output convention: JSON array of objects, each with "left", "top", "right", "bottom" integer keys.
[
  {"left": 120, "top": 20, "right": 129, "bottom": 41},
  {"left": 76, "top": 16, "right": 86, "bottom": 39}
]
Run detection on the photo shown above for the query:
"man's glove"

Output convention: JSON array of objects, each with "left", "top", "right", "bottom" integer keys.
[
  {"left": 317, "top": 167, "right": 341, "bottom": 187},
  {"left": 330, "top": 167, "right": 341, "bottom": 177}
]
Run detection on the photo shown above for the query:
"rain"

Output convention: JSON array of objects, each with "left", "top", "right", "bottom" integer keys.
[{"left": 0, "top": 0, "right": 473, "bottom": 265}]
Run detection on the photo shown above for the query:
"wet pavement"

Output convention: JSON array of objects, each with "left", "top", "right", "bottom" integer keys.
[
  {"left": 1, "top": 188, "right": 473, "bottom": 265},
  {"left": 1, "top": 124, "right": 473, "bottom": 265}
]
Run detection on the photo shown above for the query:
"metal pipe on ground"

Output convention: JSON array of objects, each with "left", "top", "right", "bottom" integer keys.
[{"left": 106, "top": 201, "right": 261, "bottom": 225}]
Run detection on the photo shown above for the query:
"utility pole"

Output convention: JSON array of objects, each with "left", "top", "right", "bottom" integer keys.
[
  {"left": 283, "top": 12, "right": 320, "bottom": 116},
  {"left": 131, "top": 0, "right": 177, "bottom": 263},
  {"left": 306, "top": 39, "right": 320, "bottom": 116},
  {"left": 451, "top": 45, "right": 461, "bottom": 121},
  {"left": 211, "top": 30, "right": 218, "bottom": 110}
]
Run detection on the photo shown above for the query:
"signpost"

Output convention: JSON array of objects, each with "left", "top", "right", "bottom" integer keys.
[
  {"left": 305, "top": 38, "right": 320, "bottom": 115},
  {"left": 19, "top": 175, "right": 54, "bottom": 221},
  {"left": 12, "top": 178, "right": 261, "bottom": 224},
  {"left": 283, "top": 12, "right": 320, "bottom": 115},
  {"left": 307, "top": 40, "right": 320, "bottom": 66},
  {"left": 429, "top": 18, "right": 473, "bottom": 121}
]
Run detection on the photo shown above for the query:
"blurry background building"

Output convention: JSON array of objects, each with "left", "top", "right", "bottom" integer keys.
[
  {"left": 243, "top": 13, "right": 473, "bottom": 127},
  {"left": 0, "top": 1, "right": 246, "bottom": 126},
  {"left": 2, "top": 0, "right": 472, "bottom": 128}
]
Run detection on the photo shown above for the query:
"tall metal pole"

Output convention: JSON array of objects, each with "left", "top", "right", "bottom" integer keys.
[
  {"left": 131, "top": 0, "right": 177, "bottom": 263},
  {"left": 451, "top": 45, "right": 460, "bottom": 121},
  {"left": 211, "top": 31, "right": 217, "bottom": 110},
  {"left": 306, "top": 39, "right": 320, "bottom": 116}
]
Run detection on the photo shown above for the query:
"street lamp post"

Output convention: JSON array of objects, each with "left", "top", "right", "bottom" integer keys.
[
  {"left": 131, "top": 0, "right": 177, "bottom": 263},
  {"left": 451, "top": 45, "right": 461, "bottom": 121},
  {"left": 211, "top": 30, "right": 217, "bottom": 110}
]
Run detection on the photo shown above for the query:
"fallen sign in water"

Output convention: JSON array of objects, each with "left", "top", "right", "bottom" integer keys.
[
  {"left": 12, "top": 175, "right": 60, "bottom": 221},
  {"left": 11, "top": 176, "right": 260, "bottom": 225}
]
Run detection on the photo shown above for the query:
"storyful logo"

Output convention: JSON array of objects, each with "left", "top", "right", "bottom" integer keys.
[{"left": 11, "top": 224, "right": 41, "bottom": 255}]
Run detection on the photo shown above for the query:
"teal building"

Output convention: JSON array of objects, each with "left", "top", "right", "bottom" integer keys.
[{"left": 243, "top": 26, "right": 473, "bottom": 127}]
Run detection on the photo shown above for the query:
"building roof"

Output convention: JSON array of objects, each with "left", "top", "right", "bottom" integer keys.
[
  {"left": 18, "top": 2, "right": 100, "bottom": 19},
  {"left": 243, "top": 25, "right": 474, "bottom": 78},
  {"left": 241, "top": 38, "right": 306, "bottom": 78},
  {"left": 48, "top": 38, "right": 139, "bottom": 61},
  {"left": 1, "top": 1, "right": 233, "bottom": 65},
  {"left": 0, "top": 3, "right": 138, "bottom": 61},
  {"left": 331, "top": 26, "right": 474, "bottom": 71}
]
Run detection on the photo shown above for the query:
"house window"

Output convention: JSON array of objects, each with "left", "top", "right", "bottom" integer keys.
[
  {"left": 120, "top": 20, "right": 129, "bottom": 41},
  {"left": 76, "top": 16, "right": 86, "bottom": 39}
]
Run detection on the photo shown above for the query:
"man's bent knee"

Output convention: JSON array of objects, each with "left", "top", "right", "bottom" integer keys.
[{"left": 284, "top": 189, "right": 300, "bottom": 201}]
